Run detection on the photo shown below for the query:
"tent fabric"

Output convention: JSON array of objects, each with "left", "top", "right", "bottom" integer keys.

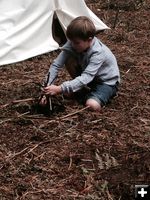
[{"left": 0, "top": 0, "right": 109, "bottom": 65}]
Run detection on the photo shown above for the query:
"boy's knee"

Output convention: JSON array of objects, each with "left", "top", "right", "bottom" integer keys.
[{"left": 85, "top": 98, "right": 101, "bottom": 111}]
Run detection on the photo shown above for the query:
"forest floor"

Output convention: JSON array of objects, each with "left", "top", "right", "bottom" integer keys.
[{"left": 0, "top": 0, "right": 150, "bottom": 199}]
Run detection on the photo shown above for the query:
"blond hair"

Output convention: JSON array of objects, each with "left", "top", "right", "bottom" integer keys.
[{"left": 66, "top": 16, "right": 96, "bottom": 41}]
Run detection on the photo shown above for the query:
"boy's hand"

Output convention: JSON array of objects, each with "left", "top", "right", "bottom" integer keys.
[
  {"left": 39, "top": 95, "right": 47, "bottom": 106},
  {"left": 43, "top": 85, "right": 62, "bottom": 96}
]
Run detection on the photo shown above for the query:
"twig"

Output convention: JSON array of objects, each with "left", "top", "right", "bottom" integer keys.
[
  {"left": 17, "top": 111, "right": 30, "bottom": 117},
  {"left": 1, "top": 105, "right": 89, "bottom": 123},
  {"left": 49, "top": 96, "right": 52, "bottom": 111},
  {"left": 5, "top": 135, "right": 64, "bottom": 160},
  {"left": 0, "top": 111, "right": 30, "bottom": 124},
  {"left": 125, "top": 68, "right": 131, "bottom": 73},
  {"left": 23, "top": 115, "right": 53, "bottom": 120},
  {"left": 0, "top": 98, "right": 35, "bottom": 109},
  {"left": 9, "top": 97, "right": 34, "bottom": 103},
  {"left": 106, "top": 189, "right": 114, "bottom": 200},
  {"left": 68, "top": 154, "right": 73, "bottom": 170},
  {"left": 60, "top": 106, "right": 90, "bottom": 120},
  {"left": 25, "top": 144, "right": 39, "bottom": 156},
  {"left": 33, "top": 125, "right": 48, "bottom": 135},
  {"left": 80, "top": 185, "right": 93, "bottom": 194},
  {"left": 6, "top": 147, "right": 29, "bottom": 159},
  {"left": 15, "top": 106, "right": 89, "bottom": 121},
  {"left": 0, "top": 118, "right": 12, "bottom": 124},
  {"left": 0, "top": 104, "right": 9, "bottom": 109},
  {"left": 113, "top": 7, "right": 119, "bottom": 28},
  {"left": 130, "top": 102, "right": 139, "bottom": 111}
]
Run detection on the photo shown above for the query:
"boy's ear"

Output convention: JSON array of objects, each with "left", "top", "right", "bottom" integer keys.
[{"left": 88, "top": 37, "right": 93, "bottom": 42}]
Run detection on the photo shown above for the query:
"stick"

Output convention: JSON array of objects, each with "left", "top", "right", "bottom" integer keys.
[
  {"left": 49, "top": 96, "right": 52, "bottom": 111},
  {"left": 60, "top": 106, "right": 90, "bottom": 120},
  {"left": 25, "top": 144, "right": 39, "bottom": 156},
  {"left": 6, "top": 147, "right": 29, "bottom": 159},
  {"left": 0, "top": 111, "right": 30, "bottom": 124},
  {"left": 0, "top": 118, "right": 12, "bottom": 124},
  {"left": 21, "top": 106, "right": 89, "bottom": 120},
  {"left": 0, "top": 106, "right": 89, "bottom": 122},
  {"left": 8, "top": 97, "right": 34, "bottom": 104},
  {"left": 113, "top": 7, "right": 119, "bottom": 28},
  {"left": 0, "top": 98, "right": 35, "bottom": 109}
]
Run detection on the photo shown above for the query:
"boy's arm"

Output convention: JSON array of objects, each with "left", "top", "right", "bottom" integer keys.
[
  {"left": 61, "top": 53, "right": 103, "bottom": 93},
  {"left": 45, "top": 50, "right": 70, "bottom": 85}
]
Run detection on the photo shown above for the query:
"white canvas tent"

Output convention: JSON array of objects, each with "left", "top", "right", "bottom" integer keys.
[{"left": 0, "top": 0, "right": 109, "bottom": 65}]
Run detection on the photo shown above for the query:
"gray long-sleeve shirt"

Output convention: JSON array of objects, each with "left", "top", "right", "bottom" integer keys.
[{"left": 48, "top": 37, "right": 120, "bottom": 93}]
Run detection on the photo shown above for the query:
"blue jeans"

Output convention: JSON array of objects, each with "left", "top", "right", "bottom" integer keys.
[{"left": 86, "top": 82, "right": 119, "bottom": 106}]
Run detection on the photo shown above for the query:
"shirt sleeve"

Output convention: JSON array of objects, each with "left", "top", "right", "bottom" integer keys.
[
  {"left": 47, "top": 50, "right": 70, "bottom": 85},
  {"left": 61, "top": 52, "right": 104, "bottom": 93}
]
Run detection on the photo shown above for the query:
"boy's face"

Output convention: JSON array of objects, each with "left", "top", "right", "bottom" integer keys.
[{"left": 71, "top": 38, "right": 92, "bottom": 53}]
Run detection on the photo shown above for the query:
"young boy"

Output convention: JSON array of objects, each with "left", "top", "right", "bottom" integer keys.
[{"left": 40, "top": 16, "right": 120, "bottom": 111}]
